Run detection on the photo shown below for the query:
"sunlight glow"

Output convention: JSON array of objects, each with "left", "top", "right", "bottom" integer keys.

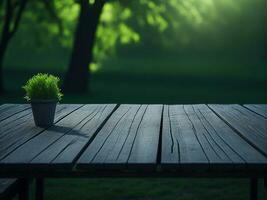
[{"left": 89, "top": 63, "right": 100, "bottom": 73}]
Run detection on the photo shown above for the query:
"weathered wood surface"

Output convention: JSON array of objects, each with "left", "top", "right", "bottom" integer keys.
[
  {"left": 0, "top": 104, "right": 83, "bottom": 161},
  {"left": 161, "top": 105, "right": 267, "bottom": 170},
  {"left": 209, "top": 104, "right": 267, "bottom": 157},
  {"left": 243, "top": 104, "right": 267, "bottom": 118},
  {"left": 0, "top": 104, "right": 267, "bottom": 175},
  {"left": 31, "top": 104, "right": 116, "bottom": 165},
  {"left": 77, "top": 104, "right": 162, "bottom": 169},
  {"left": 1, "top": 104, "right": 116, "bottom": 168},
  {"left": 0, "top": 104, "right": 30, "bottom": 122}
]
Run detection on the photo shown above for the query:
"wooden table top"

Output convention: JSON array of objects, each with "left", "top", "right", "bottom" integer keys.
[{"left": 0, "top": 104, "right": 267, "bottom": 178}]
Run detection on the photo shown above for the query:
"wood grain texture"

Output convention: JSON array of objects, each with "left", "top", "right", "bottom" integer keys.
[
  {"left": 193, "top": 105, "right": 267, "bottom": 167},
  {"left": 31, "top": 104, "right": 116, "bottom": 165},
  {"left": 0, "top": 109, "right": 32, "bottom": 137},
  {"left": 1, "top": 105, "right": 115, "bottom": 167},
  {"left": 0, "top": 104, "right": 17, "bottom": 112},
  {"left": 162, "top": 105, "right": 267, "bottom": 170},
  {"left": 243, "top": 104, "right": 267, "bottom": 118},
  {"left": 0, "top": 104, "right": 30, "bottom": 122},
  {"left": 0, "top": 104, "right": 82, "bottom": 160},
  {"left": 77, "top": 104, "right": 163, "bottom": 169},
  {"left": 1, "top": 104, "right": 267, "bottom": 175},
  {"left": 209, "top": 104, "right": 267, "bottom": 157},
  {"left": 162, "top": 105, "right": 209, "bottom": 169}
]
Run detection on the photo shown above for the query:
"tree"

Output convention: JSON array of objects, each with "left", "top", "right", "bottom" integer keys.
[
  {"left": 63, "top": 0, "right": 168, "bottom": 93},
  {"left": 63, "top": 0, "right": 106, "bottom": 93},
  {"left": 0, "top": 0, "right": 28, "bottom": 93}
]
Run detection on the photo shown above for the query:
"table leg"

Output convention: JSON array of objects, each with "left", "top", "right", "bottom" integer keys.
[
  {"left": 250, "top": 178, "right": 258, "bottom": 200},
  {"left": 35, "top": 178, "right": 44, "bottom": 200},
  {"left": 18, "top": 178, "right": 30, "bottom": 200}
]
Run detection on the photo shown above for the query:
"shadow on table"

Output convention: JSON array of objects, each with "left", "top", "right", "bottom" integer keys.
[{"left": 48, "top": 125, "right": 89, "bottom": 138}]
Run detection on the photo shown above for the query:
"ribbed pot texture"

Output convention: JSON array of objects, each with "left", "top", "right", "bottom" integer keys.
[{"left": 31, "top": 100, "right": 57, "bottom": 127}]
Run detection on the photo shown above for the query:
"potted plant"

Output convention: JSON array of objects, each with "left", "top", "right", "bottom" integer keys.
[{"left": 23, "top": 73, "right": 63, "bottom": 127}]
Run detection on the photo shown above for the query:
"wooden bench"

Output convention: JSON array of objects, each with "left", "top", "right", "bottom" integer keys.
[
  {"left": 0, "top": 179, "right": 19, "bottom": 200},
  {"left": 0, "top": 179, "right": 30, "bottom": 200}
]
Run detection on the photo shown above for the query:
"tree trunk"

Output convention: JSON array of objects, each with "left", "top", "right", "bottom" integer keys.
[
  {"left": 0, "top": 38, "right": 9, "bottom": 93},
  {"left": 0, "top": 0, "right": 27, "bottom": 94},
  {"left": 63, "top": 0, "right": 105, "bottom": 93},
  {"left": 0, "top": 0, "right": 12, "bottom": 93}
]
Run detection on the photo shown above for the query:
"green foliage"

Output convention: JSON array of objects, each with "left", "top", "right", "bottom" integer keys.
[
  {"left": 22, "top": 73, "right": 63, "bottom": 101},
  {"left": 93, "top": 2, "right": 140, "bottom": 61},
  {"left": 3, "top": 0, "right": 267, "bottom": 69}
]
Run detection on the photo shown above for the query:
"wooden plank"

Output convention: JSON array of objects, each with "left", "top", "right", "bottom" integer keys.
[
  {"left": 243, "top": 104, "right": 267, "bottom": 118},
  {"left": 31, "top": 104, "right": 116, "bottom": 165},
  {"left": 0, "top": 109, "right": 32, "bottom": 137},
  {"left": 77, "top": 104, "right": 142, "bottom": 165},
  {"left": 162, "top": 104, "right": 267, "bottom": 171},
  {"left": 0, "top": 104, "right": 16, "bottom": 112},
  {"left": 209, "top": 104, "right": 267, "bottom": 157},
  {"left": 0, "top": 104, "right": 82, "bottom": 160},
  {"left": 77, "top": 104, "right": 162, "bottom": 169},
  {"left": 0, "top": 104, "right": 30, "bottom": 122},
  {"left": 127, "top": 104, "right": 162, "bottom": 166},
  {"left": 162, "top": 105, "right": 209, "bottom": 169},
  {"left": 1, "top": 104, "right": 116, "bottom": 166},
  {"left": 0, "top": 104, "right": 78, "bottom": 155},
  {"left": 193, "top": 105, "right": 267, "bottom": 165},
  {"left": 184, "top": 105, "right": 233, "bottom": 164},
  {"left": 103, "top": 105, "right": 146, "bottom": 164}
]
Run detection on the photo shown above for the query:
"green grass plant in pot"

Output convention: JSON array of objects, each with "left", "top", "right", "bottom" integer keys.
[{"left": 23, "top": 73, "right": 63, "bottom": 127}]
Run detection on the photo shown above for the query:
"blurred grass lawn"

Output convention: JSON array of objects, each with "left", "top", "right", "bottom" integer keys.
[
  {"left": 2, "top": 56, "right": 267, "bottom": 104},
  {"left": 2, "top": 56, "right": 267, "bottom": 199},
  {"left": 43, "top": 178, "right": 267, "bottom": 200}
]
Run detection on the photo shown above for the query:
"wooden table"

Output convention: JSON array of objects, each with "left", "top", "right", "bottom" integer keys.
[{"left": 0, "top": 104, "right": 267, "bottom": 200}]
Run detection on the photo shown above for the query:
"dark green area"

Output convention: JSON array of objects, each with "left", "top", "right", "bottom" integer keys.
[
  {"left": 2, "top": 56, "right": 267, "bottom": 104},
  {"left": 42, "top": 178, "right": 266, "bottom": 200}
]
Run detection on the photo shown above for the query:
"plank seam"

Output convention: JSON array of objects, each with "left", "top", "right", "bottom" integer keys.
[
  {"left": 0, "top": 104, "right": 85, "bottom": 161},
  {"left": 207, "top": 104, "right": 267, "bottom": 158},
  {"left": 242, "top": 105, "right": 267, "bottom": 120},
  {"left": 115, "top": 105, "right": 142, "bottom": 162},
  {"left": 0, "top": 111, "right": 32, "bottom": 129},
  {"left": 30, "top": 105, "right": 101, "bottom": 163},
  {"left": 102, "top": 105, "right": 136, "bottom": 162},
  {"left": 0, "top": 105, "right": 31, "bottom": 122},
  {"left": 0, "top": 106, "right": 70, "bottom": 160},
  {"left": 0, "top": 114, "right": 32, "bottom": 139},
  {"left": 192, "top": 106, "right": 233, "bottom": 163},
  {"left": 156, "top": 105, "right": 164, "bottom": 165},
  {"left": 91, "top": 105, "right": 131, "bottom": 163},
  {"left": 0, "top": 104, "right": 16, "bottom": 112},
  {"left": 0, "top": 106, "right": 68, "bottom": 151},
  {"left": 126, "top": 105, "right": 149, "bottom": 163},
  {"left": 72, "top": 104, "right": 120, "bottom": 167},
  {"left": 192, "top": 106, "right": 230, "bottom": 162},
  {"left": 196, "top": 106, "right": 247, "bottom": 164}
]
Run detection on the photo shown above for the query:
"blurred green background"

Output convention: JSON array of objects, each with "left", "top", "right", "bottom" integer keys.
[
  {"left": 1, "top": 0, "right": 267, "bottom": 104},
  {"left": 1, "top": 0, "right": 267, "bottom": 199}
]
